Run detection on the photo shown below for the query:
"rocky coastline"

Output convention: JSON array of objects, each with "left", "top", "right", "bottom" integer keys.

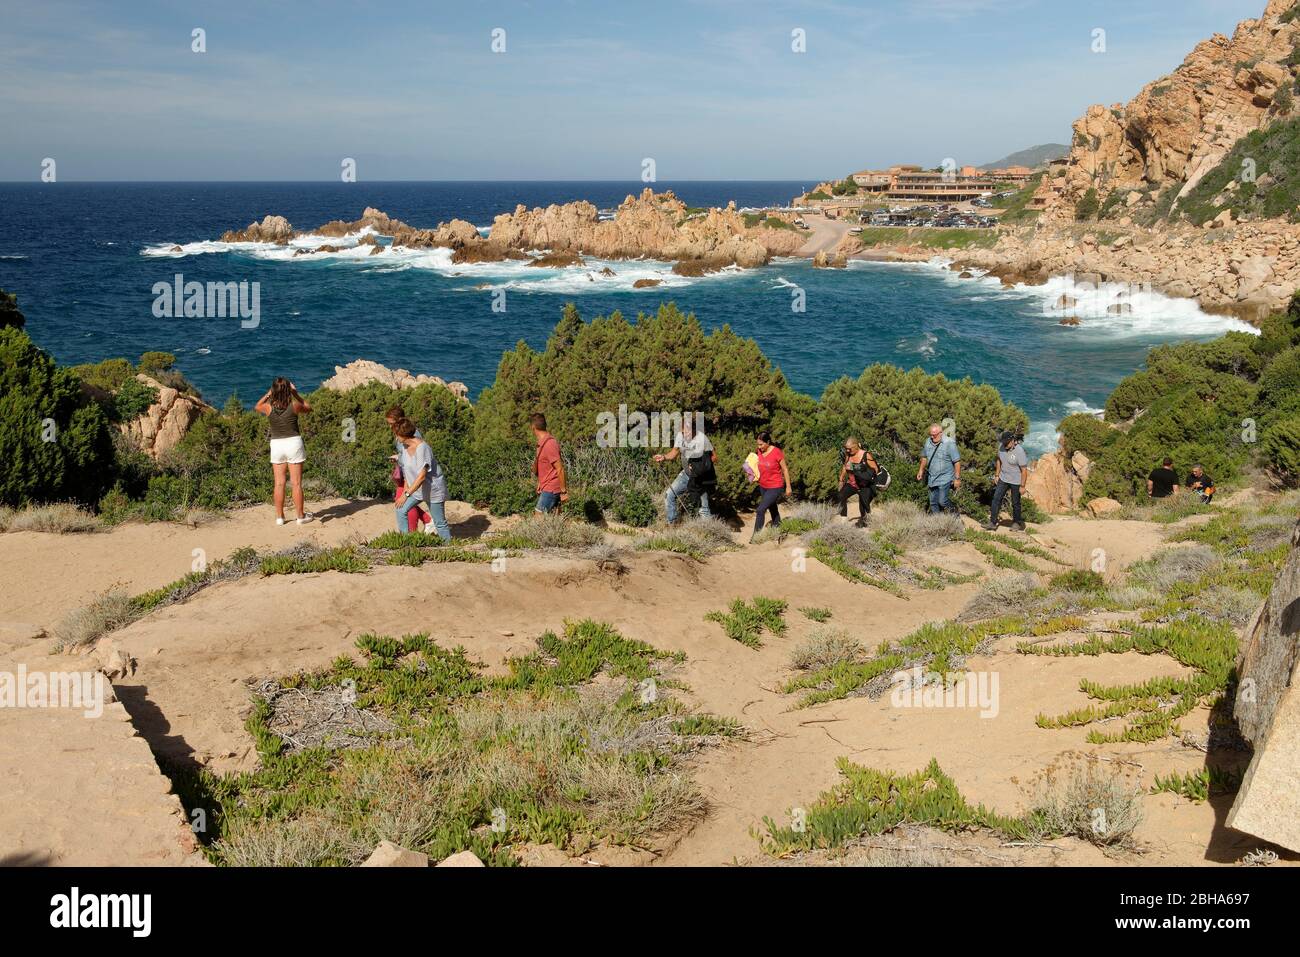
[{"left": 218, "top": 188, "right": 806, "bottom": 273}]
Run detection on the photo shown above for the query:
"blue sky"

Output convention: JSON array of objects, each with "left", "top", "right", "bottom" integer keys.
[{"left": 0, "top": 0, "right": 1270, "bottom": 180}]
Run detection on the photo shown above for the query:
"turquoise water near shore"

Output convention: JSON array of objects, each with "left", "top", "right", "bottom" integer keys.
[{"left": 0, "top": 181, "right": 1256, "bottom": 455}]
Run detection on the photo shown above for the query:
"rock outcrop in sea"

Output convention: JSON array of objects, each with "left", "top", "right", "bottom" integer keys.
[
  {"left": 321, "top": 359, "right": 469, "bottom": 400},
  {"left": 950, "top": 222, "right": 1300, "bottom": 318},
  {"left": 216, "top": 189, "right": 804, "bottom": 271},
  {"left": 227, "top": 189, "right": 806, "bottom": 269}
]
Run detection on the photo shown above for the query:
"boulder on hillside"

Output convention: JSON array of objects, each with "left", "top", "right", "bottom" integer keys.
[
  {"left": 321, "top": 360, "right": 469, "bottom": 401},
  {"left": 1227, "top": 518, "right": 1300, "bottom": 852},
  {"left": 1085, "top": 496, "right": 1123, "bottom": 517},
  {"left": 360, "top": 841, "right": 428, "bottom": 867},
  {"left": 436, "top": 850, "right": 485, "bottom": 867},
  {"left": 1024, "top": 447, "right": 1092, "bottom": 514},
  {"left": 1232, "top": 255, "right": 1275, "bottom": 301},
  {"left": 89, "top": 637, "right": 136, "bottom": 680},
  {"left": 119, "top": 375, "right": 216, "bottom": 460}
]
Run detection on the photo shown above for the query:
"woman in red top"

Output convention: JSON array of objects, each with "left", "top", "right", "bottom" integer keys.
[{"left": 750, "top": 430, "right": 792, "bottom": 541}]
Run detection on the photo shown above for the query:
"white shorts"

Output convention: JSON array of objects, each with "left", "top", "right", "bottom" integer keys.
[{"left": 269, "top": 436, "right": 306, "bottom": 465}]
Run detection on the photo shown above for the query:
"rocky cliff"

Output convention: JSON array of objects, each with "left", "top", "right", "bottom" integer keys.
[{"left": 1050, "top": 0, "right": 1300, "bottom": 222}]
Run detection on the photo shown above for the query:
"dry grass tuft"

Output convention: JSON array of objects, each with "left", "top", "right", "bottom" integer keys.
[{"left": 0, "top": 503, "right": 101, "bottom": 534}]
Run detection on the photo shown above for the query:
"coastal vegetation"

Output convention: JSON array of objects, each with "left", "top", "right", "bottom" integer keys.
[
  {"left": 6, "top": 281, "right": 1300, "bottom": 525},
  {"left": 991, "top": 171, "right": 1043, "bottom": 223},
  {"left": 176, "top": 620, "right": 730, "bottom": 866},
  {"left": 0, "top": 321, "right": 117, "bottom": 509},
  {"left": 1061, "top": 291, "right": 1300, "bottom": 498},
  {"left": 1074, "top": 187, "right": 1101, "bottom": 221},
  {"left": 0, "top": 294, "right": 1040, "bottom": 523},
  {"left": 851, "top": 227, "right": 999, "bottom": 250},
  {"left": 759, "top": 758, "right": 1143, "bottom": 855},
  {"left": 1173, "top": 115, "right": 1300, "bottom": 226}
]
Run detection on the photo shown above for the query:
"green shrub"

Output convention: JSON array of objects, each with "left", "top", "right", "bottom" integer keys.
[
  {"left": 705, "top": 597, "right": 788, "bottom": 649},
  {"left": 0, "top": 328, "right": 116, "bottom": 507},
  {"left": 1048, "top": 569, "right": 1106, "bottom": 594},
  {"left": 1260, "top": 414, "right": 1300, "bottom": 483},
  {"left": 1, "top": 289, "right": 25, "bottom": 330},
  {"left": 1058, "top": 413, "right": 1115, "bottom": 459},
  {"left": 815, "top": 364, "right": 1029, "bottom": 509},
  {"left": 113, "top": 378, "right": 159, "bottom": 422},
  {"left": 70, "top": 357, "right": 135, "bottom": 393},
  {"left": 612, "top": 487, "right": 657, "bottom": 527},
  {"left": 1074, "top": 187, "right": 1100, "bottom": 221},
  {"left": 1258, "top": 344, "right": 1300, "bottom": 409},
  {"left": 1083, "top": 331, "right": 1280, "bottom": 501}
]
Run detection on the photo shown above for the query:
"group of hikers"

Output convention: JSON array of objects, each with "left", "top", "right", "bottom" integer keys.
[{"left": 252, "top": 378, "right": 1213, "bottom": 535}]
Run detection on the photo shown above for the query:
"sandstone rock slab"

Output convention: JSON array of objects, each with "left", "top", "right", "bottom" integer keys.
[{"left": 360, "top": 841, "right": 429, "bottom": 867}]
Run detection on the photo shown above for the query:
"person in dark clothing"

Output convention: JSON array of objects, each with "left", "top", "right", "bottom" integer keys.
[
  {"left": 837, "top": 437, "right": 878, "bottom": 527},
  {"left": 986, "top": 430, "right": 1028, "bottom": 531},
  {"left": 1186, "top": 464, "right": 1215, "bottom": 504},
  {"left": 1147, "top": 457, "right": 1179, "bottom": 499}
]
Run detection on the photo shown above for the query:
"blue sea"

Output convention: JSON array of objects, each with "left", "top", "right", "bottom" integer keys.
[{"left": 0, "top": 181, "right": 1256, "bottom": 454}]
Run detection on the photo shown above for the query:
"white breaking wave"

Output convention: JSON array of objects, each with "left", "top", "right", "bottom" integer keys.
[
  {"left": 895, "top": 331, "right": 938, "bottom": 358},
  {"left": 1025, "top": 399, "right": 1106, "bottom": 458},
  {"left": 141, "top": 231, "right": 751, "bottom": 291},
  {"left": 141, "top": 225, "right": 380, "bottom": 260},
  {"left": 1030, "top": 274, "right": 1258, "bottom": 337},
  {"left": 903, "top": 257, "right": 1259, "bottom": 338}
]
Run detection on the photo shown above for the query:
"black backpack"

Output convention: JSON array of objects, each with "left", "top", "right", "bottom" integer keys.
[
  {"left": 848, "top": 453, "right": 878, "bottom": 486},
  {"left": 685, "top": 454, "right": 717, "bottom": 492}
]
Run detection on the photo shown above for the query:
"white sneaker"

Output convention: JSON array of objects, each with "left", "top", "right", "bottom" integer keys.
[
  {"left": 275, "top": 517, "right": 286, "bottom": 526},
  {"left": 297, "top": 513, "right": 314, "bottom": 525}
]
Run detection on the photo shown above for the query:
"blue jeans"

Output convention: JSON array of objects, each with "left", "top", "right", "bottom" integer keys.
[
  {"left": 990, "top": 480, "right": 1022, "bottom": 526},
  {"left": 536, "top": 491, "right": 561, "bottom": 513},
  {"left": 928, "top": 482, "right": 955, "bottom": 515},
  {"left": 397, "top": 496, "right": 451, "bottom": 541},
  {"left": 666, "top": 470, "right": 711, "bottom": 523}
]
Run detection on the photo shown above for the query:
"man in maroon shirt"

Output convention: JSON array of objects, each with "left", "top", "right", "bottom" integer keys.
[{"left": 531, "top": 413, "right": 568, "bottom": 513}]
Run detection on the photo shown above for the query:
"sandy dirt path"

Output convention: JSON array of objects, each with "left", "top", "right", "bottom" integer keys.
[
  {"left": 0, "top": 504, "right": 1267, "bottom": 867},
  {"left": 795, "top": 213, "right": 850, "bottom": 257}
]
